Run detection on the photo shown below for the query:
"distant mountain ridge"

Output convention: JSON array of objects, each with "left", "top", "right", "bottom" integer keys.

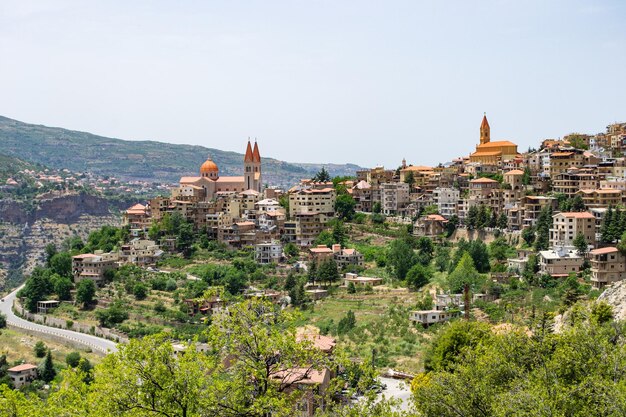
[{"left": 0, "top": 115, "right": 363, "bottom": 187}]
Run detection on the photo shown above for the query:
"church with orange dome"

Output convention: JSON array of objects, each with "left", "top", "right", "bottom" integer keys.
[
  {"left": 469, "top": 115, "right": 518, "bottom": 164},
  {"left": 177, "top": 140, "right": 262, "bottom": 200}
]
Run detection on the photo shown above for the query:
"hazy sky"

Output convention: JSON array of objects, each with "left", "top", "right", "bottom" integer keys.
[{"left": 1, "top": 1, "right": 625, "bottom": 168}]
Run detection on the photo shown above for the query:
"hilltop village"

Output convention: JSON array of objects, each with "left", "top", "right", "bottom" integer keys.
[
  {"left": 110, "top": 116, "right": 626, "bottom": 289},
  {"left": 5, "top": 116, "right": 626, "bottom": 416}
]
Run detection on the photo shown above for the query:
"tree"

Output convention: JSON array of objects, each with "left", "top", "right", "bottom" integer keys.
[
  {"left": 521, "top": 226, "right": 535, "bottom": 247},
  {"left": 65, "top": 352, "right": 82, "bottom": 368},
  {"left": 34, "top": 341, "right": 47, "bottom": 358},
  {"left": 332, "top": 221, "right": 348, "bottom": 247},
  {"left": 95, "top": 301, "right": 129, "bottom": 327},
  {"left": 52, "top": 274, "right": 73, "bottom": 301},
  {"left": 90, "top": 334, "right": 217, "bottom": 417},
  {"left": 284, "top": 271, "right": 297, "bottom": 292},
  {"left": 132, "top": 283, "right": 148, "bottom": 300},
  {"left": 406, "top": 264, "right": 432, "bottom": 291},
  {"left": 44, "top": 243, "right": 57, "bottom": 267},
  {"left": 19, "top": 267, "right": 52, "bottom": 312},
  {"left": 347, "top": 282, "right": 356, "bottom": 294},
  {"left": 522, "top": 166, "right": 531, "bottom": 185},
  {"left": 445, "top": 215, "right": 459, "bottom": 237},
  {"left": 312, "top": 167, "right": 331, "bottom": 182},
  {"left": 289, "top": 279, "right": 307, "bottom": 307},
  {"left": 41, "top": 350, "right": 56, "bottom": 383},
  {"left": 601, "top": 205, "right": 615, "bottom": 243},
  {"left": 466, "top": 205, "right": 478, "bottom": 229},
  {"left": 447, "top": 252, "right": 483, "bottom": 293},
  {"left": 496, "top": 212, "right": 508, "bottom": 230},
  {"left": 561, "top": 274, "right": 583, "bottom": 307},
  {"left": 618, "top": 230, "right": 626, "bottom": 254},
  {"left": 205, "top": 299, "right": 330, "bottom": 415},
  {"left": 489, "top": 237, "right": 511, "bottom": 262},
  {"left": 283, "top": 243, "right": 299, "bottom": 258},
  {"left": 176, "top": 221, "right": 195, "bottom": 258},
  {"left": 0, "top": 313, "right": 5, "bottom": 329},
  {"left": 49, "top": 252, "right": 72, "bottom": 278},
  {"left": 404, "top": 171, "right": 415, "bottom": 190},
  {"left": 372, "top": 201, "right": 382, "bottom": 214},
  {"left": 573, "top": 232, "right": 588, "bottom": 256},
  {"left": 571, "top": 194, "right": 586, "bottom": 212},
  {"left": 336, "top": 194, "right": 356, "bottom": 221},
  {"left": 387, "top": 238, "right": 417, "bottom": 280},
  {"left": 337, "top": 310, "right": 357, "bottom": 335},
  {"left": 318, "top": 258, "right": 340, "bottom": 286},
  {"left": 307, "top": 261, "right": 318, "bottom": 284},
  {"left": 75, "top": 280, "right": 96, "bottom": 308},
  {"left": 534, "top": 205, "right": 552, "bottom": 251},
  {"left": 468, "top": 240, "right": 490, "bottom": 273},
  {"left": 591, "top": 301, "right": 613, "bottom": 324}
]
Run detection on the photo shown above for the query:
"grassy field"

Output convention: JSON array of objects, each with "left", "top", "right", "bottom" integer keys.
[
  {"left": 299, "top": 287, "right": 435, "bottom": 374},
  {"left": 0, "top": 327, "right": 102, "bottom": 366}
]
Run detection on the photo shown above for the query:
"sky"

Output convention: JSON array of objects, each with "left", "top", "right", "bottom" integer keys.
[{"left": 1, "top": 0, "right": 625, "bottom": 169}]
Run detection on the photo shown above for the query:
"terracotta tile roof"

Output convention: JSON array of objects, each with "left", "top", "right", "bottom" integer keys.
[
  {"left": 426, "top": 214, "right": 447, "bottom": 221},
  {"left": 505, "top": 169, "right": 524, "bottom": 175},
  {"left": 8, "top": 364, "right": 37, "bottom": 372},
  {"left": 477, "top": 140, "right": 517, "bottom": 148},
  {"left": 310, "top": 245, "right": 333, "bottom": 254},
  {"left": 552, "top": 152, "right": 575, "bottom": 157},
  {"left": 590, "top": 247, "right": 619, "bottom": 255},
  {"left": 470, "top": 177, "right": 499, "bottom": 183},
  {"left": 244, "top": 140, "right": 254, "bottom": 163},
  {"left": 481, "top": 115, "right": 489, "bottom": 129},
  {"left": 215, "top": 176, "right": 245, "bottom": 183},
  {"left": 272, "top": 367, "right": 330, "bottom": 385},
  {"left": 252, "top": 141, "right": 261, "bottom": 163},
  {"left": 471, "top": 151, "right": 502, "bottom": 157},
  {"left": 72, "top": 253, "right": 97, "bottom": 259},
  {"left": 296, "top": 333, "right": 336, "bottom": 352},
  {"left": 558, "top": 212, "right": 595, "bottom": 219},
  {"left": 180, "top": 176, "right": 202, "bottom": 183}
]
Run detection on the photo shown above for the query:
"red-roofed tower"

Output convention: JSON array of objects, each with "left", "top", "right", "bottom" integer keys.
[
  {"left": 244, "top": 139, "right": 262, "bottom": 192},
  {"left": 480, "top": 113, "right": 490, "bottom": 145}
]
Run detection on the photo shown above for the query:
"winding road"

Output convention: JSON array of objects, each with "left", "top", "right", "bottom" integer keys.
[{"left": 0, "top": 286, "right": 118, "bottom": 354}]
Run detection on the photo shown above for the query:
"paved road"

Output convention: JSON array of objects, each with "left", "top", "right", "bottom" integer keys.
[{"left": 0, "top": 286, "right": 118, "bottom": 354}]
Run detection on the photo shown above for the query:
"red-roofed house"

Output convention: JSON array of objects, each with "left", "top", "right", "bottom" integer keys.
[
  {"left": 8, "top": 364, "right": 37, "bottom": 388},
  {"left": 414, "top": 214, "right": 448, "bottom": 238}
]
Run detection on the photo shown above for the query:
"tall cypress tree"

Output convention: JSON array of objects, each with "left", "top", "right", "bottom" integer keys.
[{"left": 41, "top": 350, "right": 56, "bottom": 383}]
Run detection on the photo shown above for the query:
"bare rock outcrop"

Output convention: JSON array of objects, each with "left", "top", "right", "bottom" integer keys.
[{"left": 598, "top": 281, "right": 626, "bottom": 321}]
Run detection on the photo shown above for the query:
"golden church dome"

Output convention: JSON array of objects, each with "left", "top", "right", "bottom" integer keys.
[{"left": 200, "top": 156, "right": 219, "bottom": 174}]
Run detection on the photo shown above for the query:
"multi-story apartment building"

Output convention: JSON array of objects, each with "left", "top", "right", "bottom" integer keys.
[
  {"left": 119, "top": 239, "right": 163, "bottom": 266},
  {"left": 538, "top": 248, "right": 583, "bottom": 277},
  {"left": 549, "top": 150, "right": 585, "bottom": 178},
  {"left": 351, "top": 180, "right": 372, "bottom": 212},
  {"left": 289, "top": 187, "right": 336, "bottom": 216},
  {"left": 577, "top": 188, "right": 622, "bottom": 208},
  {"left": 522, "top": 196, "right": 557, "bottom": 227},
  {"left": 433, "top": 187, "right": 460, "bottom": 218},
  {"left": 72, "top": 252, "right": 119, "bottom": 285},
  {"left": 380, "top": 182, "right": 410, "bottom": 215},
  {"left": 552, "top": 172, "right": 599, "bottom": 197},
  {"left": 123, "top": 203, "right": 151, "bottom": 236},
  {"left": 589, "top": 247, "right": 626, "bottom": 288},
  {"left": 550, "top": 212, "right": 595, "bottom": 249},
  {"left": 255, "top": 241, "right": 283, "bottom": 264}
]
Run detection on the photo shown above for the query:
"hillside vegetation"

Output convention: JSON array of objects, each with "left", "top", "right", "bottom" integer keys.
[{"left": 0, "top": 115, "right": 362, "bottom": 186}]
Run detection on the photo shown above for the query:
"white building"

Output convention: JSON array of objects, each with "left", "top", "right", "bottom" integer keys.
[
  {"left": 255, "top": 241, "right": 283, "bottom": 264},
  {"left": 380, "top": 182, "right": 410, "bottom": 215},
  {"left": 409, "top": 310, "right": 454, "bottom": 326},
  {"left": 433, "top": 187, "right": 460, "bottom": 218}
]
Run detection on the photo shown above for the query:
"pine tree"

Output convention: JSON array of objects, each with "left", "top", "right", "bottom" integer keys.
[
  {"left": 573, "top": 232, "right": 588, "bottom": 256},
  {"left": 466, "top": 206, "right": 478, "bottom": 229},
  {"left": 534, "top": 205, "right": 552, "bottom": 251},
  {"left": 41, "top": 350, "right": 56, "bottom": 383},
  {"left": 601, "top": 206, "right": 614, "bottom": 243},
  {"left": 497, "top": 212, "right": 508, "bottom": 230}
]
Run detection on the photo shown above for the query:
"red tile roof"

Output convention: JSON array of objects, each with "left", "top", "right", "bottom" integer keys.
[
  {"left": 8, "top": 364, "right": 37, "bottom": 372},
  {"left": 558, "top": 212, "right": 595, "bottom": 219},
  {"left": 590, "top": 247, "right": 619, "bottom": 255},
  {"left": 244, "top": 140, "right": 254, "bottom": 163}
]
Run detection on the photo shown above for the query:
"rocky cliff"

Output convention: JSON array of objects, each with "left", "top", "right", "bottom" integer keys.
[
  {"left": 598, "top": 280, "right": 626, "bottom": 321},
  {"left": 0, "top": 192, "right": 129, "bottom": 289}
]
